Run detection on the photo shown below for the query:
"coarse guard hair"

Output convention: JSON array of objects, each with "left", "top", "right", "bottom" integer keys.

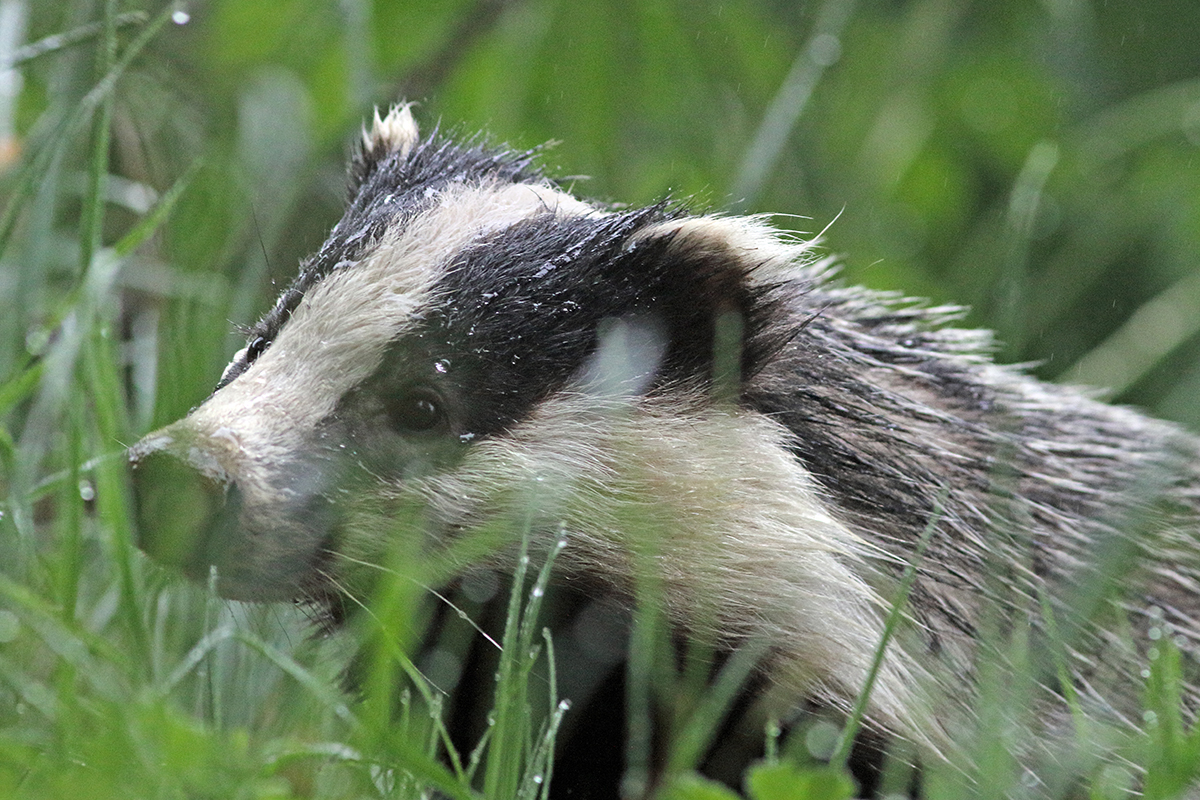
[{"left": 129, "top": 104, "right": 1200, "bottom": 794}]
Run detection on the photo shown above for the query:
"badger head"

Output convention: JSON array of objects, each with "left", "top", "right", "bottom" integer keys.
[{"left": 129, "top": 105, "right": 919, "bottom": 735}]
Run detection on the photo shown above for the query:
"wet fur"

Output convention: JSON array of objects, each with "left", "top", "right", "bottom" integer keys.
[{"left": 130, "top": 105, "right": 1200, "bottom": 787}]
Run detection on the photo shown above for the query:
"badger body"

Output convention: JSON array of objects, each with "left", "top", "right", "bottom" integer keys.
[{"left": 130, "top": 106, "right": 1200, "bottom": 787}]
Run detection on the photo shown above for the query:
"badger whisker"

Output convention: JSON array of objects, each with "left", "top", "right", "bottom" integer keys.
[{"left": 327, "top": 550, "right": 503, "bottom": 652}]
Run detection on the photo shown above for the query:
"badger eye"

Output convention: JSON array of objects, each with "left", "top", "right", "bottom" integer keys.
[{"left": 387, "top": 387, "right": 445, "bottom": 433}]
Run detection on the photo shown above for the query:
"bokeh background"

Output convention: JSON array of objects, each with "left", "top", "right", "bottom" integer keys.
[{"left": 2, "top": 1, "right": 1200, "bottom": 797}]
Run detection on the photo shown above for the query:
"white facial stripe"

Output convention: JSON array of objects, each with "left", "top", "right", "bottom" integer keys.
[{"left": 192, "top": 180, "right": 599, "bottom": 442}]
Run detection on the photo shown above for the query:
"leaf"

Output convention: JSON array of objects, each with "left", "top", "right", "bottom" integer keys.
[
  {"left": 659, "top": 772, "right": 743, "bottom": 800},
  {"left": 745, "top": 761, "right": 857, "bottom": 800}
]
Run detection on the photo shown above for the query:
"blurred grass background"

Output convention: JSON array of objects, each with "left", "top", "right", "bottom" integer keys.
[{"left": 2, "top": 0, "right": 1200, "bottom": 797}]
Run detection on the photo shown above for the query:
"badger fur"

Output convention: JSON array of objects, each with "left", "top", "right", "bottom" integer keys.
[{"left": 129, "top": 105, "right": 1200, "bottom": 791}]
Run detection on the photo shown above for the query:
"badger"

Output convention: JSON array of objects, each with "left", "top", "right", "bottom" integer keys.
[{"left": 129, "top": 105, "right": 1200, "bottom": 793}]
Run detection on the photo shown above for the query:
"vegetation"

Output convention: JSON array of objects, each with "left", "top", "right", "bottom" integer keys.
[{"left": 2, "top": 0, "right": 1199, "bottom": 797}]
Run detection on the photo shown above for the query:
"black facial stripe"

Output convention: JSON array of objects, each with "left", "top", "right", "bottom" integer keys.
[
  {"left": 214, "top": 130, "right": 549, "bottom": 394},
  {"left": 398, "top": 208, "right": 798, "bottom": 439}
]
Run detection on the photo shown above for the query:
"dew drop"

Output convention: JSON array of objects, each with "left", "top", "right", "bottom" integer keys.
[
  {"left": 171, "top": 9, "right": 190, "bottom": 24},
  {"left": 804, "top": 720, "right": 839, "bottom": 760}
]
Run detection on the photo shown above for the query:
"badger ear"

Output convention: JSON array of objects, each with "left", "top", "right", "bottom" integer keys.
[
  {"left": 620, "top": 214, "right": 809, "bottom": 390},
  {"left": 634, "top": 215, "right": 818, "bottom": 287},
  {"left": 361, "top": 103, "right": 419, "bottom": 159}
]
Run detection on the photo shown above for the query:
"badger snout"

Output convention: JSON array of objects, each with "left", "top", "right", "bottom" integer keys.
[
  {"left": 129, "top": 431, "right": 244, "bottom": 582},
  {"left": 128, "top": 426, "right": 337, "bottom": 602}
]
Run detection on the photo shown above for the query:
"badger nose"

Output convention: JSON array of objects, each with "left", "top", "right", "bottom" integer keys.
[{"left": 128, "top": 433, "right": 241, "bottom": 581}]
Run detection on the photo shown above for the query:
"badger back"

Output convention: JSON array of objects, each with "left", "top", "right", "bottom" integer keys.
[{"left": 128, "top": 106, "right": 1200, "bottom": 758}]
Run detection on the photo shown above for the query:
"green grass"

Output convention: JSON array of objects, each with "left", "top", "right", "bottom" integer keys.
[{"left": 3, "top": 1, "right": 1200, "bottom": 798}]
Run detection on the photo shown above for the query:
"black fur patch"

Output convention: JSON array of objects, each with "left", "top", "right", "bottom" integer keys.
[{"left": 394, "top": 208, "right": 799, "bottom": 439}]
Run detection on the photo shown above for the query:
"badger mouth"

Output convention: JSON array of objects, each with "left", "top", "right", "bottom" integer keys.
[{"left": 295, "top": 541, "right": 356, "bottom": 627}]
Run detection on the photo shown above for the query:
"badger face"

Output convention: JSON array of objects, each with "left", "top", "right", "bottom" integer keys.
[
  {"left": 129, "top": 170, "right": 616, "bottom": 601},
  {"left": 130, "top": 108, "right": 853, "bottom": 598}
]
